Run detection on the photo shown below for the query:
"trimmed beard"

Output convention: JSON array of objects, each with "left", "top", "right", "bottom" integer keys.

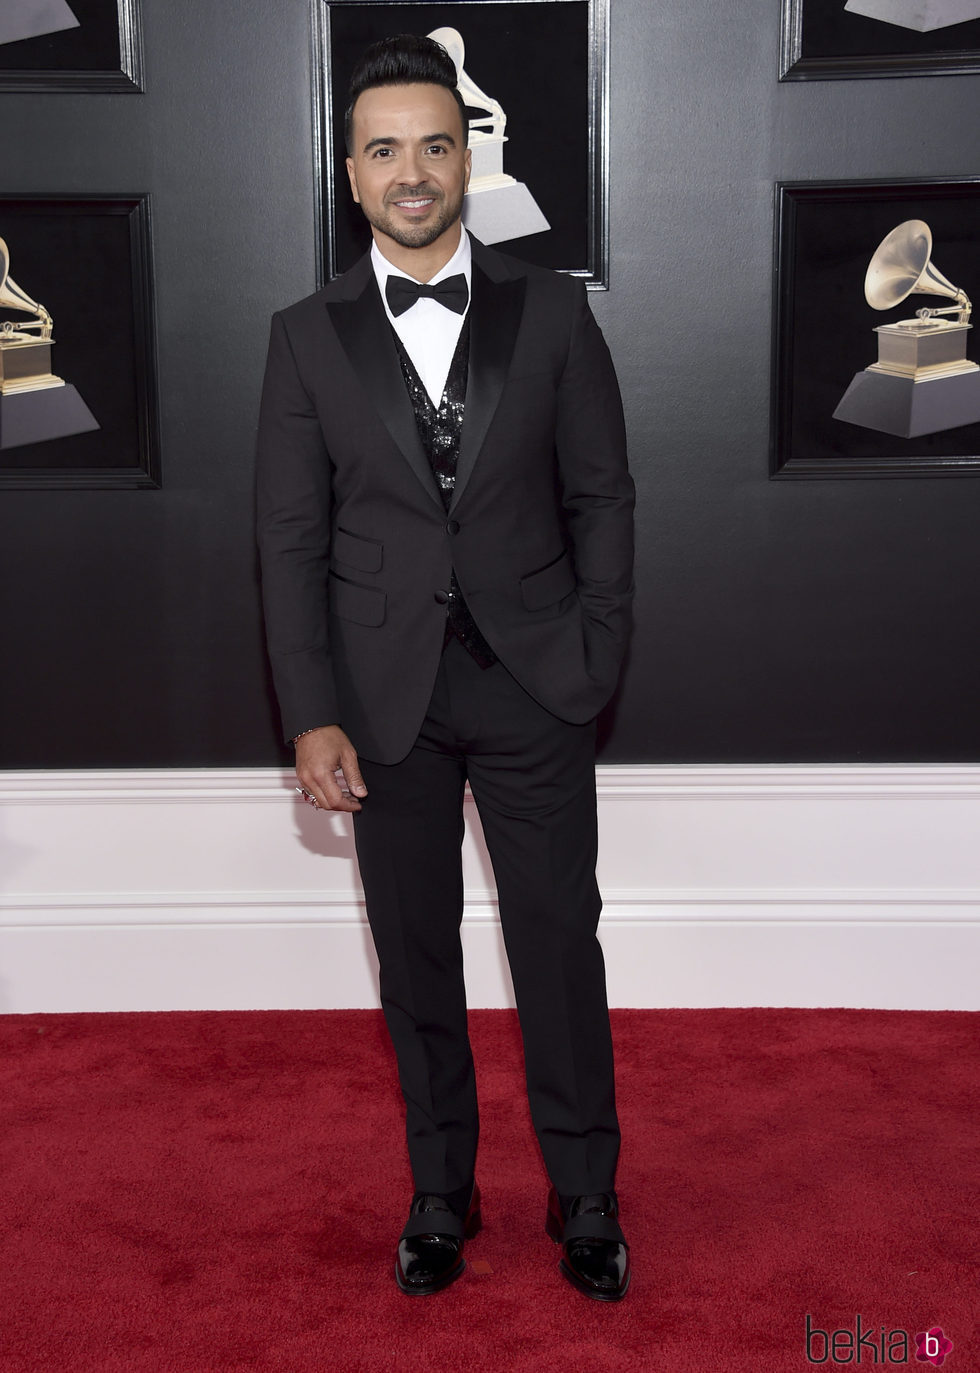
[{"left": 361, "top": 186, "right": 465, "bottom": 251}]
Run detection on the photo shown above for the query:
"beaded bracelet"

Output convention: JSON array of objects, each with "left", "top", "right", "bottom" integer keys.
[{"left": 291, "top": 726, "right": 328, "bottom": 745}]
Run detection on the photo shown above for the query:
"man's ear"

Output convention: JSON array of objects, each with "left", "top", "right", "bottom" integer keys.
[
  {"left": 463, "top": 147, "right": 471, "bottom": 195},
  {"left": 345, "top": 157, "right": 360, "bottom": 204}
]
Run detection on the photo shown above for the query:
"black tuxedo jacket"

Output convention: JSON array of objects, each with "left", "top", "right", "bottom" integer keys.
[{"left": 256, "top": 237, "right": 634, "bottom": 764}]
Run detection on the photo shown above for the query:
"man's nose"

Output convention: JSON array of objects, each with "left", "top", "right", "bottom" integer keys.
[{"left": 401, "top": 151, "right": 425, "bottom": 185}]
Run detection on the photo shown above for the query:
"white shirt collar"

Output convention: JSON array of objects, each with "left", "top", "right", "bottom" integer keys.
[{"left": 371, "top": 226, "right": 471, "bottom": 309}]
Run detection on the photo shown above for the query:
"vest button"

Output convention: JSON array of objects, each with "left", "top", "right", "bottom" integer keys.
[
  {"left": 446, "top": 519, "right": 460, "bottom": 535},
  {"left": 434, "top": 590, "right": 449, "bottom": 605}
]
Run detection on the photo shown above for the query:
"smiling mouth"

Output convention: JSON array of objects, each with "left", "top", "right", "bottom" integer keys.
[{"left": 391, "top": 196, "right": 436, "bottom": 211}]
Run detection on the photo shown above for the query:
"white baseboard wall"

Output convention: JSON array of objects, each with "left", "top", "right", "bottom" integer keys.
[{"left": 1, "top": 766, "right": 978, "bottom": 1013}]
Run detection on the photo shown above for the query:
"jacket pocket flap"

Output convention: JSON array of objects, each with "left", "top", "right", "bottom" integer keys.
[
  {"left": 333, "top": 527, "right": 383, "bottom": 574},
  {"left": 520, "top": 551, "right": 575, "bottom": 611},
  {"left": 328, "top": 572, "right": 386, "bottom": 627}
]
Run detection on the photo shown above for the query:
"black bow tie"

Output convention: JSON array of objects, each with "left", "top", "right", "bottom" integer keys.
[{"left": 385, "top": 273, "right": 469, "bottom": 318}]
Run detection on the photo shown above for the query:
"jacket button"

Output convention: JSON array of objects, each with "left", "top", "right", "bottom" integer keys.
[
  {"left": 446, "top": 519, "right": 460, "bottom": 535},
  {"left": 434, "top": 590, "right": 449, "bottom": 605}
]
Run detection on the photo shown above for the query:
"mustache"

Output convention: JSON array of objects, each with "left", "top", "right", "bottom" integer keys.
[{"left": 385, "top": 185, "right": 442, "bottom": 203}]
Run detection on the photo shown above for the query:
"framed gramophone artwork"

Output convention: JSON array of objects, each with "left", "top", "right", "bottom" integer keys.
[
  {"left": 770, "top": 178, "right": 980, "bottom": 478},
  {"left": 780, "top": 0, "right": 980, "bottom": 79},
  {"left": 0, "top": 0, "right": 143, "bottom": 92},
  {"left": 0, "top": 196, "right": 160, "bottom": 489},
  {"left": 312, "top": 0, "right": 609, "bottom": 287}
]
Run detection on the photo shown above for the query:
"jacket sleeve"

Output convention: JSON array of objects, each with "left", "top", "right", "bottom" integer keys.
[
  {"left": 255, "top": 311, "right": 339, "bottom": 743},
  {"left": 554, "top": 282, "right": 636, "bottom": 696}
]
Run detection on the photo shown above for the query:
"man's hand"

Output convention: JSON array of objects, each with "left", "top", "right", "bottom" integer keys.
[{"left": 295, "top": 725, "right": 368, "bottom": 813}]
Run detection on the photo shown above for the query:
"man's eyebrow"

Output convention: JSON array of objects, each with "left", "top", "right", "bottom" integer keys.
[{"left": 361, "top": 131, "right": 457, "bottom": 153}]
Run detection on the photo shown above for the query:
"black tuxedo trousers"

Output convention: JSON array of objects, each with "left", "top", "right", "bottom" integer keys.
[{"left": 353, "top": 636, "right": 620, "bottom": 1198}]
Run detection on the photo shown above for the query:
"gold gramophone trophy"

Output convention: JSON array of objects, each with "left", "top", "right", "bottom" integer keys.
[
  {"left": 428, "top": 26, "right": 550, "bottom": 246},
  {"left": 0, "top": 237, "right": 98, "bottom": 449},
  {"left": 833, "top": 220, "right": 980, "bottom": 438}
]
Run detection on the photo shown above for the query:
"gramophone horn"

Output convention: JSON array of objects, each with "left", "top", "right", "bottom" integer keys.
[
  {"left": 0, "top": 237, "right": 51, "bottom": 327},
  {"left": 427, "top": 25, "right": 505, "bottom": 134},
  {"left": 428, "top": 25, "right": 465, "bottom": 75},
  {"left": 864, "top": 219, "right": 963, "bottom": 311}
]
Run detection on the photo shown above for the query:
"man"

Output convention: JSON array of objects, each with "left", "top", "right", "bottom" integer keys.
[{"left": 256, "top": 34, "right": 634, "bottom": 1301}]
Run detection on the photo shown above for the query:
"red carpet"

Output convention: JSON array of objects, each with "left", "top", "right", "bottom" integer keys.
[{"left": 1, "top": 1008, "right": 975, "bottom": 1371}]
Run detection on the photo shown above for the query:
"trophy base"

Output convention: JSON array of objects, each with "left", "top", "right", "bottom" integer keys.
[
  {"left": 469, "top": 135, "right": 508, "bottom": 185},
  {"left": 0, "top": 0, "right": 80, "bottom": 47},
  {"left": 0, "top": 384, "right": 99, "bottom": 450},
  {"left": 0, "top": 339, "right": 62, "bottom": 392},
  {"left": 462, "top": 181, "right": 550, "bottom": 246},
  {"left": 833, "top": 366, "right": 980, "bottom": 438},
  {"left": 843, "top": 0, "right": 980, "bottom": 31},
  {"left": 872, "top": 319, "right": 972, "bottom": 375}
]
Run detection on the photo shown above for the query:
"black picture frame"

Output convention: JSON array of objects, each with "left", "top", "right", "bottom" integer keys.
[
  {"left": 311, "top": 0, "right": 609, "bottom": 288},
  {"left": 770, "top": 178, "right": 980, "bottom": 479},
  {"left": 780, "top": 0, "right": 980, "bottom": 80},
  {"left": 0, "top": 195, "right": 160, "bottom": 490},
  {"left": 0, "top": 0, "right": 143, "bottom": 93}
]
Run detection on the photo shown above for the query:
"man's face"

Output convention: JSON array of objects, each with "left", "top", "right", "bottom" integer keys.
[{"left": 345, "top": 83, "right": 471, "bottom": 256}]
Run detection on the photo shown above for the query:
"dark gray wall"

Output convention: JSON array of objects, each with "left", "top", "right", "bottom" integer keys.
[{"left": 2, "top": 0, "right": 979, "bottom": 767}]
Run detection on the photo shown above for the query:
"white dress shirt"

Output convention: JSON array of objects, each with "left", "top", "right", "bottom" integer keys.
[{"left": 371, "top": 228, "right": 472, "bottom": 409}]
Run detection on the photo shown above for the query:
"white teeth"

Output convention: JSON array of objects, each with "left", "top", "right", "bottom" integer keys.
[{"left": 397, "top": 199, "right": 433, "bottom": 208}]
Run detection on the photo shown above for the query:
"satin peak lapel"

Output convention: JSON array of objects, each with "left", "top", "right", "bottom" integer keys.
[
  {"left": 452, "top": 263, "right": 527, "bottom": 513},
  {"left": 326, "top": 274, "right": 443, "bottom": 510}
]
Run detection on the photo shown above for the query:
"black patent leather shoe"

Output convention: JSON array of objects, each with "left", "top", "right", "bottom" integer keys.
[
  {"left": 546, "top": 1187, "right": 630, "bottom": 1301},
  {"left": 395, "top": 1185, "right": 482, "bottom": 1295}
]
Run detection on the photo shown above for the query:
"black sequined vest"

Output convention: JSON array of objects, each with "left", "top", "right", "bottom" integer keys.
[{"left": 391, "top": 317, "right": 496, "bottom": 668}]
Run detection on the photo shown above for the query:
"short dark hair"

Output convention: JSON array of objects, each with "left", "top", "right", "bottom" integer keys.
[{"left": 344, "top": 34, "right": 468, "bottom": 155}]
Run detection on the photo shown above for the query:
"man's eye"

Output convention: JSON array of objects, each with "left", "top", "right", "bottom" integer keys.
[{"left": 426, "top": 145, "right": 447, "bottom": 156}]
